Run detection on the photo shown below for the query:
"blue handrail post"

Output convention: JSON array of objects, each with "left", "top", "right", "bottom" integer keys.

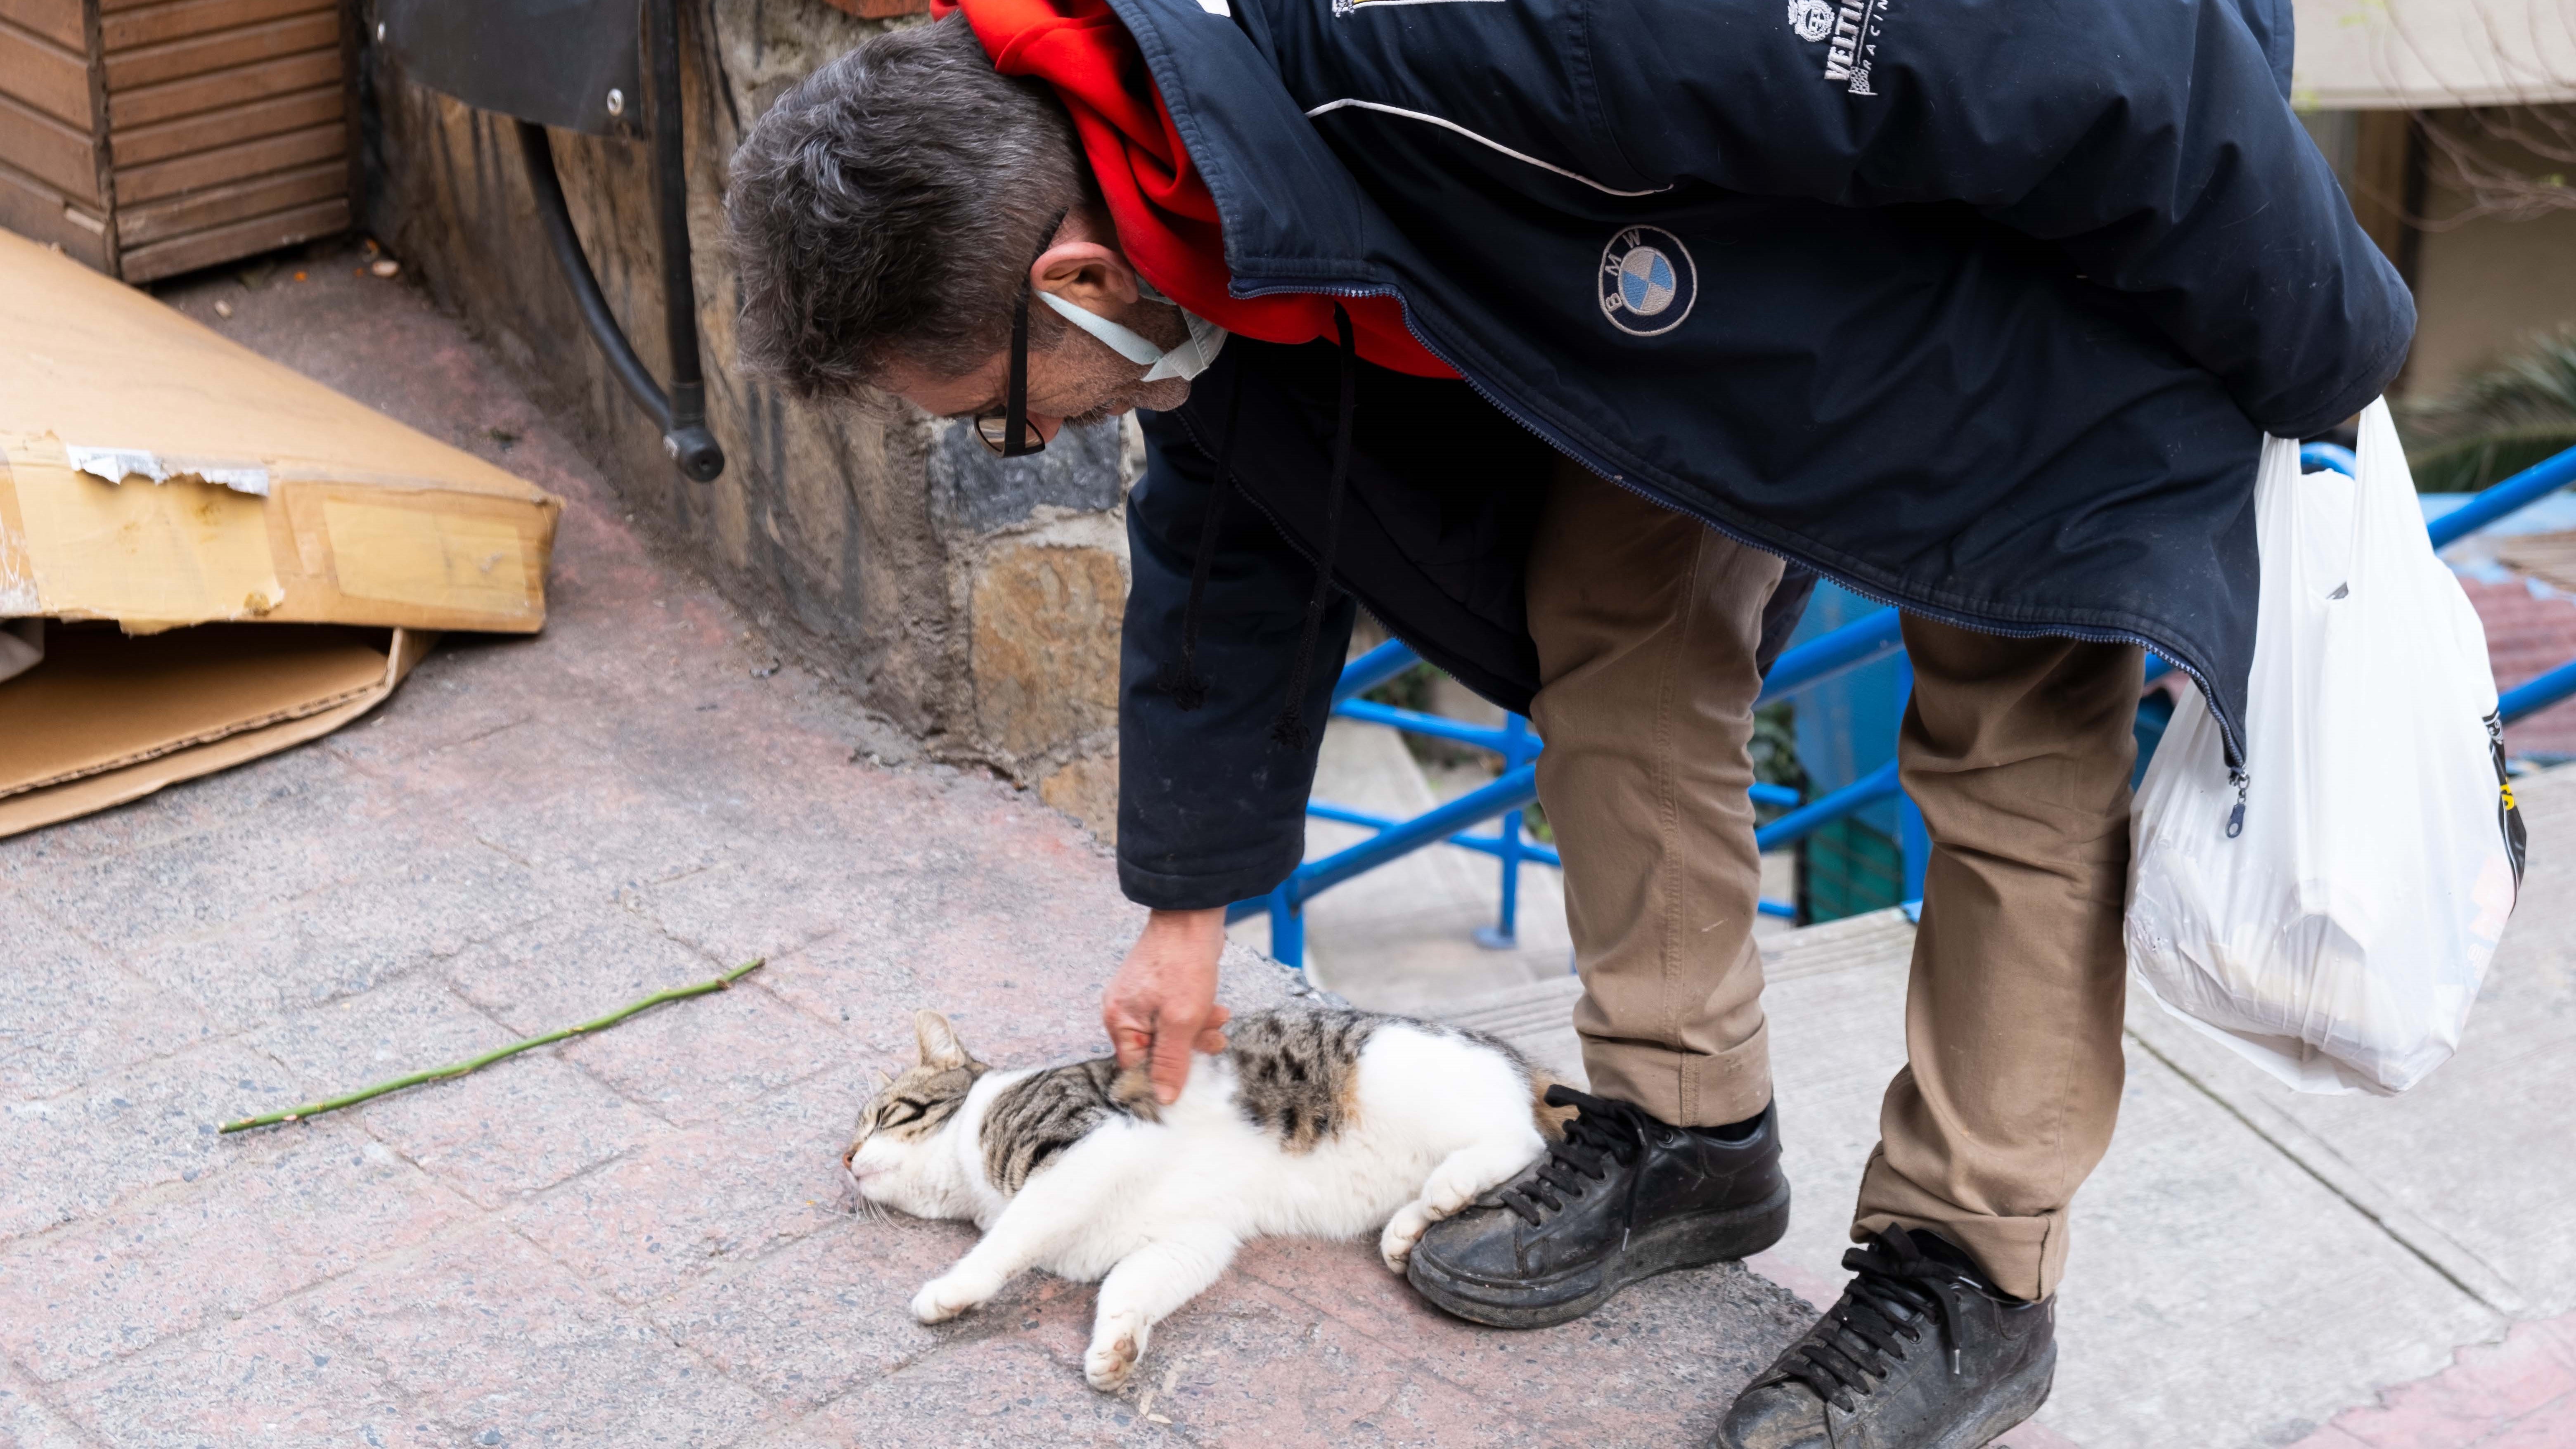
[
  {"left": 1894, "top": 650, "right": 1929, "bottom": 907},
  {"left": 1476, "top": 713, "right": 1539, "bottom": 949},
  {"left": 1266, "top": 883, "right": 1305, "bottom": 971}
]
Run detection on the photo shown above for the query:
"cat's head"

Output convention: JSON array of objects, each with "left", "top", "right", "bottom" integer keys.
[{"left": 843, "top": 1009, "right": 989, "bottom": 1219}]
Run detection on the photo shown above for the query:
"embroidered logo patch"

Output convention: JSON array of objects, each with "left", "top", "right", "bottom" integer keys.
[
  {"left": 1598, "top": 227, "right": 1696, "bottom": 338},
  {"left": 1807, "top": 0, "right": 1889, "bottom": 95}
]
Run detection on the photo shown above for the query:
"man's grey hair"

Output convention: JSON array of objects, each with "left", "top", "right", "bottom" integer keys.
[{"left": 725, "top": 15, "right": 1090, "bottom": 400}]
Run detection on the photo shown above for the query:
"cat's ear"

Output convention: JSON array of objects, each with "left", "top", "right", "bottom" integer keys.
[{"left": 914, "top": 1009, "right": 973, "bottom": 1070}]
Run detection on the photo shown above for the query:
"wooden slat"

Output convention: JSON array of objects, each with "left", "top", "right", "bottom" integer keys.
[
  {"left": 103, "top": 9, "right": 331, "bottom": 90},
  {"left": 111, "top": 113, "right": 334, "bottom": 202},
  {"left": 100, "top": 0, "right": 327, "bottom": 52},
  {"left": 0, "top": 154, "right": 109, "bottom": 270},
  {"left": 109, "top": 43, "right": 330, "bottom": 127},
  {"left": 0, "top": 86, "right": 97, "bottom": 200},
  {"left": 0, "top": 15, "right": 90, "bottom": 125},
  {"left": 111, "top": 81, "right": 334, "bottom": 166},
  {"left": 112, "top": 152, "right": 334, "bottom": 244},
  {"left": 116, "top": 192, "right": 343, "bottom": 281},
  {"left": 0, "top": 0, "right": 83, "bottom": 52}
]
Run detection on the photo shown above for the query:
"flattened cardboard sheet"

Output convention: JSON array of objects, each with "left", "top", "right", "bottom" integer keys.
[{"left": 0, "top": 624, "right": 434, "bottom": 840}]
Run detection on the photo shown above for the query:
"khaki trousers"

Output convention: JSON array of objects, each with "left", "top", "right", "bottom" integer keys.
[{"left": 1525, "top": 466, "right": 2138, "bottom": 1301}]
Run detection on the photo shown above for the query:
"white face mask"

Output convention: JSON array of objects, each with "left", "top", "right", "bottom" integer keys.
[{"left": 1034, "top": 279, "right": 1227, "bottom": 383}]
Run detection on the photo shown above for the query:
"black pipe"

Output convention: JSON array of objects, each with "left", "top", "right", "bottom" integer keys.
[
  {"left": 516, "top": 119, "right": 671, "bottom": 429},
  {"left": 644, "top": 0, "right": 721, "bottom": 482},
  {"left": 512, "top": 20, "right": 724, "bottom": 484}
]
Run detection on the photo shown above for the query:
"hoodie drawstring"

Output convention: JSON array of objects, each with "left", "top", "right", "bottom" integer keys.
[
  {"left": 1268, "top": 303, "right": 1357, "bottom": 753},
  {"left": 1153, "top": 367, "right": 1245, "bottom": 713}
]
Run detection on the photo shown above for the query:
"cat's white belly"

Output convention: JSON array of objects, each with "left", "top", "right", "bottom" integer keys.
[{"left": 1027, "top": 1022, "right": 1545, "bottom": 1281}]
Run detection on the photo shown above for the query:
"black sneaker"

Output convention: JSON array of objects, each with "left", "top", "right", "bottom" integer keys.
[
  {"left": 1718, "top": 1226, "right": 2057, "bottom": 1449},
  {"left": 1405, "top": 1086, "right": 1790, "bottom": 1328}
]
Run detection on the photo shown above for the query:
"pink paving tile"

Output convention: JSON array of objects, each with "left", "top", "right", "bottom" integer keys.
[
  {"left": 358, "top": 1054, "right": 664, "bottom": 1209},
  {"left": 0, "top": 909, "right": 215, "bottom": 1103},
  {"left": 0, "top": 1120, "right": 476, "bottom": 1381},
  {"left": 441, "top": 903, "right": 734, "bottom": 1035},
  {"left": 1228, "top": 1236, "right": 1807, "bottom": 1446},
  {"left": 2481, "top": 1389, "right": 2576, "bottom": 1449},
  {"left": 296, "top": 1218, "right": 774, "bottom": 1448},
  {"left": 52, "top": 1301, "right": 448, "bottom": 1449},
  {"left": 2301, "top": 1312, "right": 2576, "bottom": 1449},
  {"left": 504, "top": 1067, "right": 867, "bottom": 1306},
  {"left": 0, "top": 1037, "right": 320, "bottom": 1245},
  {"left": 1049, "top": 1269, "right": 1518, "bottom": 1449},
  {"left": 649, "top": 1211, "right": 966, "bottom": 1410},
  {"left": 2462, "top": 577, "right": 2576, "bottom": 757},
  {"left": 556, "top": 976, "right": 856, "bottom": 1128},
  {"left": 779, "top": 1336, "right": 1191, "bottom": 1449},
  {"left": 0, "top": 1364, "right": 86, "bottom": 1449}
]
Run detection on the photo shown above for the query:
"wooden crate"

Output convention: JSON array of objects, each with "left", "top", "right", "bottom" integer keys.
[{"left": 0, "top": 0, "right": 351, "bottom": 283}]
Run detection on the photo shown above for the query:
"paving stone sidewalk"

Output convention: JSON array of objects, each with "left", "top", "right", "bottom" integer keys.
[{"left": 0, "top": 249, "right": 1811, "bottom": 1448}]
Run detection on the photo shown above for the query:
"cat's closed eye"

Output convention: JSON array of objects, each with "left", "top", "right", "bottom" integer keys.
[{"left": 879, "top": 1100, "right": 925, "bottom": 1128}]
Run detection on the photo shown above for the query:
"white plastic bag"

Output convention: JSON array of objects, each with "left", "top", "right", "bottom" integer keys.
[{"left": 2126, "top": 400, "right": 2526, "bottom": 1095}]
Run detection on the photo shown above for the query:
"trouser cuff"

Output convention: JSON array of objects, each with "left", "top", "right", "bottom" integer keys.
[
  {"left": 1578, "top": 1017, "right": 1773, "bottom": 1129},
  {"left": 1851, "top": 1144, "right": 2068, "bottom": 1301}
]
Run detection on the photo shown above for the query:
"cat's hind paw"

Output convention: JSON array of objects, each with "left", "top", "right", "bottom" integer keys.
[
  {"left": 1084, "top": 1312, "right": 1150, "bottom": 1392},
  {"left": 909, "top": 1274, "right": 987, "bottom": 1325}
]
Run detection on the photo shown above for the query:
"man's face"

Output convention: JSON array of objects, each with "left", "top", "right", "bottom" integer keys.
[
  {"left": 883, "top": 323, "right": 1191, "bottom": 447},
  {"left": 881, "top": 221, "right": 1193, "bottom": 446}
]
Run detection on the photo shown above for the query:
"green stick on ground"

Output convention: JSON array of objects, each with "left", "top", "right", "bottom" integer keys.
[{"left": 219, "top": 957, "right": 767, "bottom": 1133}]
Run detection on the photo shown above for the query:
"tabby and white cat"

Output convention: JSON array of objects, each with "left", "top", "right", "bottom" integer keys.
[{"left": 845, "top": 1005, "right": 1568, "bottom": 1390}]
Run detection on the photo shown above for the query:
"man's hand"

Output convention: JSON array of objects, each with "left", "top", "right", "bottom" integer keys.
[{"left": 1104, "top": 907, "right": 1230, "bottom": 1105}]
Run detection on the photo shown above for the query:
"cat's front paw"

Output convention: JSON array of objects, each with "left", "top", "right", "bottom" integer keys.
[
  {"left": 1084, "top": 1312, "right": 1150, "bottom": 1392},
  {"left": 909, "top": 1274, "right": 987, "bottom": 1325},
  {"left": 1379, "top": 1207, "right": 1430, "bottom": 1274}
]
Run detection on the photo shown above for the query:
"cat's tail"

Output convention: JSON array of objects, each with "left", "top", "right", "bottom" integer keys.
[{"left": 1529, "top": 1070, "right": 1580, "bottom": 1141}]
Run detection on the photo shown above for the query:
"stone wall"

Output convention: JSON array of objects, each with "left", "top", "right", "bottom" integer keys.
[{"left": 356, "top": 0, "right": 1129, "bottom": 837}]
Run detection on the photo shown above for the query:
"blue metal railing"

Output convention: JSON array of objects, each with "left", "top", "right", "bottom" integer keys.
[{"left": 1232, "top": 443, "right": 2576, "bottom": 969}]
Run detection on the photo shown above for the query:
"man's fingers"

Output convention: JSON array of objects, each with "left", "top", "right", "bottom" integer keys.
[
  {"left": 1147, "top": 1014, "right": 1199, "bottom": 1105},
  {"left": 1108, "top": 1020, "right": 1150, "bottom": 1070},
  {"left": 1194, "top": 1026, "right": 1229, "bottom": 1054}
]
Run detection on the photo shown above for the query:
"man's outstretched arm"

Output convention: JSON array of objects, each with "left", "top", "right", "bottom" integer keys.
[{"left": 1109, "top": 405, "right": 1353, "bottom": 1103}]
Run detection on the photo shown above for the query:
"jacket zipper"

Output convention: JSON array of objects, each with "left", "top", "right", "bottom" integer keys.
[{"left": 1230, "top": 277, "right": 2251, "bottom": 773}]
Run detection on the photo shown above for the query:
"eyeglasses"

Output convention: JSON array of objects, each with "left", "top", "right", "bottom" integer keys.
[{"left": 974, "top": 209, "right": 1071, "bottom": 458}]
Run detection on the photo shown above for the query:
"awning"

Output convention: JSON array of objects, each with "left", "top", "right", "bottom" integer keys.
[{"left": 2294, "top": 0, "right": 2576, "bottom": 109}]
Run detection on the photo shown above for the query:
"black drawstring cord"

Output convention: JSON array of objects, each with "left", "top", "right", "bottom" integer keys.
[
  {"left": 1153, "top": 367, "right": 1245, "bottom": 713},
  {"left": 1269, "top": 303, "right": 1357, "bottom": 753}
]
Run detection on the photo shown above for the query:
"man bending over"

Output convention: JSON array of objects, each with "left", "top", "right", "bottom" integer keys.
[{"left": 724, "top": 0, "right": 2407, "bottom": 1441}]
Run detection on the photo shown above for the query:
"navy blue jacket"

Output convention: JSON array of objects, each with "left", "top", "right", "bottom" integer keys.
[{"left": 1110, "top": 0, "right": 2413, "bottom": 910}]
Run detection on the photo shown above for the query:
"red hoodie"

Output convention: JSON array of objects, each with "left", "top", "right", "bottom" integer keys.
[{"left": 935, "top": 0, "right": 1456, "bottom": 379}]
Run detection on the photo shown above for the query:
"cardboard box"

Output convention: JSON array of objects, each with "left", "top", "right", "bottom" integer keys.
[{"left": 0, "top": 228, "right": 559, "bottom": 836}]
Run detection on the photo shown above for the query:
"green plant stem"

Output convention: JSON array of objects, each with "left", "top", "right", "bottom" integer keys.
[{"left": 219, "top": 958, "right": 765, "bottom": 1134}]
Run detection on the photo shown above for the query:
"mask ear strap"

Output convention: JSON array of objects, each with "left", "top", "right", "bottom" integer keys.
[{"left": 1002, "top": 280, "right": 1037, "bottom": 457}]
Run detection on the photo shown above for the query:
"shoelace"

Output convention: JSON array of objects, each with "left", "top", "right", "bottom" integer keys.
[
  {"left": 1775, "top": 1228, "right": 1964, "bottom": 1412},
  {"left": 1497, "top": 1085, "right": 1656, "bottom": 1238}
]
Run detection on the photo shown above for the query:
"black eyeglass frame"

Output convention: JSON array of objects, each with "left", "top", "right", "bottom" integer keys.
[{"left": 975, "top": 208, "right": 1074, "bottom": 459}]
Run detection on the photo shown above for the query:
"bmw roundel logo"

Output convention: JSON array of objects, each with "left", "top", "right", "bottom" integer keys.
[{"left": 1598, "top": 226, "right": 1696, "bottom": 338}]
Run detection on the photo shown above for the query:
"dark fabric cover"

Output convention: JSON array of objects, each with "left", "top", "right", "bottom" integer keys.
[{"left": 1109, "top": 0, "right": 2414, "bottom": 909}]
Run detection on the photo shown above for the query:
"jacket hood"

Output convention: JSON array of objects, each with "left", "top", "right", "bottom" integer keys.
[{"left": 943, "top": 0, "right": 1455, "bottom": 378}]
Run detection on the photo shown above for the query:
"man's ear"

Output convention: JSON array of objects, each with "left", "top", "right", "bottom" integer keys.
[
  {"left": 915, "top": 1009, "right": 974, "bottom": 1070},
  {"left": 1031, "top": 239, "right": 1139, "bottom": 312}
]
